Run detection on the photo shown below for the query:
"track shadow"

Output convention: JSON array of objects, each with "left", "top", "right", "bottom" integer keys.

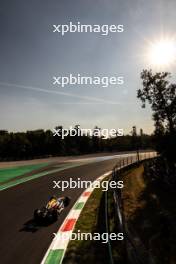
[
  {"left": 19, "top": 219, "right": 40, "bottom": 232},
  {"left": 19, "top": 218, "right": 54, "bottom": 233}
]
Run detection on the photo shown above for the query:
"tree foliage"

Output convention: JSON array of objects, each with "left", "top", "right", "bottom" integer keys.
[
  {"left": 0, "top": 126, "right": 153, "bottom": 161},
  {"left": 137, "top": 69, "right": 176, "bottom": 160}
]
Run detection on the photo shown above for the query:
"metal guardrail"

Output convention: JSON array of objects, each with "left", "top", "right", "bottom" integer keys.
[
  {"left": 105, "top": 189, "right": 114, "bottom": 264},
  {"left": 106, "top": 151, "right": 157, "bottom": 264}
]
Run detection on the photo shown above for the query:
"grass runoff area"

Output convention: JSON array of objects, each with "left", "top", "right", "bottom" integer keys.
[
  {"left": 63, "top": 177, "right": 124, "bottom": 264},
  {"left": 122, "top": 163, "right": 176, "bottom": 264},
  {"left": 0, "top": 163, "right": 48, "bottom": 184},
  {"left": 63, "top": 179, "right": 110, "bottom": 264}
]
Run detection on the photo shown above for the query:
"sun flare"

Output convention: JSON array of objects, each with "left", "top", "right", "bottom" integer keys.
[{"left": 148, "top": 39, "right": 176, "bottom": 66}]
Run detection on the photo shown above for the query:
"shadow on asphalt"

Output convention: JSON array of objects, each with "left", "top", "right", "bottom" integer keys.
[{"left": 19, "top": 218, "right": 54, "bottom": 233}]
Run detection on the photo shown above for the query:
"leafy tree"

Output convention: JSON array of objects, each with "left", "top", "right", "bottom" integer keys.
[{"left": 137, "top": 69, "right": 176, "bottom": 160}]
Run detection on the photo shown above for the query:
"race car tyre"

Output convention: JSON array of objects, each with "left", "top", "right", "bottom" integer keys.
[
  {"left": 34, "top": 209, "right": 41, "bottom": 222},
  {"left": 63, "top": 196, "right": 71, "bottom": 207},
  {"left": 52, "top": 210, "right": 58, "bottom": 221}
]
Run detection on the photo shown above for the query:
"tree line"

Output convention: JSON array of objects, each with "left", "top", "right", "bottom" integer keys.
[{"left": 0, "top": 127, "right": 153, "bottom": 161}]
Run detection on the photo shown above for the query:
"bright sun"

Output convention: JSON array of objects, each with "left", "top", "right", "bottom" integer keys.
[{"left": 148, "top": 39, "right": 176, "bottom": 66}]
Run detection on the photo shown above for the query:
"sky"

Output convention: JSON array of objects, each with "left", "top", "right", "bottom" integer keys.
[{"left": 0, "top": 0, "right": 176, "bottom": 134}]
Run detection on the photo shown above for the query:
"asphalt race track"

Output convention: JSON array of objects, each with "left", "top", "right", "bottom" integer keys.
[{"left": 0, "top": 153, "right": 143, "bottom": 264}]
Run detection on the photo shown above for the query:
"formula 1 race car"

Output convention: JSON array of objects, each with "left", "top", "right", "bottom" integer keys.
[{"left": 34, "top": 196, "right": 71, "bottom": 223}]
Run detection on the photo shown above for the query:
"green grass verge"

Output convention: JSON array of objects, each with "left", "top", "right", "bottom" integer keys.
[
  {"left": 63, "top": 180, "right": 109, "bottom": 264},
  {"left": 122, "top": 165, "right": 145, "bottom": 220}
]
